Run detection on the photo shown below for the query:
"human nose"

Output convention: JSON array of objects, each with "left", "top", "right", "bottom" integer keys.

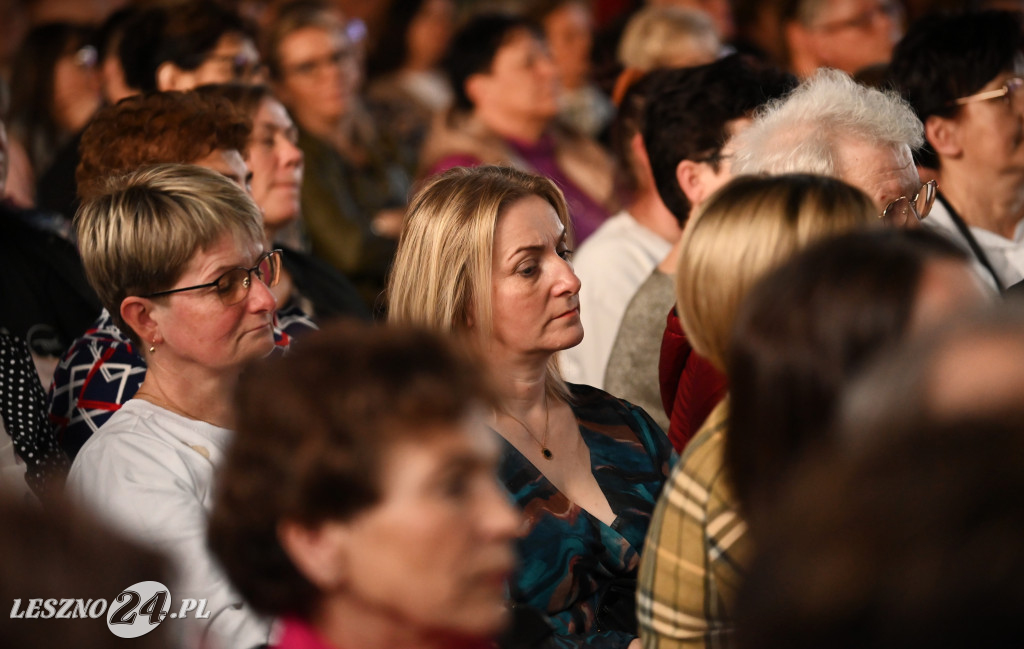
[
  {"left": 247, "top": 271, "right": 278, "bottom": 313},
  {"left": 553, "top": 255, "right": 581, "bottom": 296},
  {"left": 279, "top": 136, "right": 304, "bottom": 170},
  {"left": 538, "top": 52, "right": 559, "bottom": 79}
]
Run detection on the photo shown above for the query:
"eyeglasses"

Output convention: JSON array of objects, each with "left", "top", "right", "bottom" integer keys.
[
  {"left": 692, "top": 151, "right": 734, "bottom": 167},
  {"left": 205, "top": 53, "right": 263, "bottom": 82},
  {"left": 74, "top": 45, "right": 98, "bottom": 69},
  {"left": 950, "top": 77, "right": 1024, "bottom": 110},
  {"left": 812, "top": 0, "right": 900, "bottom": 33},
  {"left": 141, "top": 250, "right": 282, "bottom": 306},
  {"left": 880, "top": 180, "right": 937, "bottom": 226},
  {"left": 282, "top": 48, "right": 355, "bottom": 79}
]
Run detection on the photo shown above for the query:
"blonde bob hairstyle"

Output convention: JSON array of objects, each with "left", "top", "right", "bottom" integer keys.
[
  {"left": 617, "top": 5, "right": 720, "bottom": 72},
  {"left": 75, "top": 163, "right": 265, "bottom": 346},
  {"left": 676, "top": 173, "right": 875, "bottom": 371},
  {"left": 388, "top": 165, "right": 574, "bottom": 400}
]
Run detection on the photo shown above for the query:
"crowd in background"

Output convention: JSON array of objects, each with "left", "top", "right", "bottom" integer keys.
[{"left": 2, "top": 1, "right": 1024, "bottom": 648}]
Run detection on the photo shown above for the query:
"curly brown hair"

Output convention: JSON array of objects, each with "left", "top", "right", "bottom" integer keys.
[{"left": 76, "top": 90, "right": 251, "bottom": 200}]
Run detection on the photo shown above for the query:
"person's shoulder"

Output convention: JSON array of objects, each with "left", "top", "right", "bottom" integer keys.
[
  {"left": 68, "top": 401, "right": 219, "bottom": 495},
  {"left": 568, "top": 383, "right": 666, "bottom": 442},
  {"left": 673, "top": 404, "right": 729, "bottom": 486}
]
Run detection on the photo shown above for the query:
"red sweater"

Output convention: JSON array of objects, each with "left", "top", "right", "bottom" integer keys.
[{"left": 658, "top": 308, "right": 729, "bottom": 452}]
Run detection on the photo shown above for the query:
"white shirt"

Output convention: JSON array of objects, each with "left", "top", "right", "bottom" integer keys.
[
  {"left": 925, "top": 197, "right": 1024, "bottom": 292},
  {"left": 67, "top": 399, "right": 270, "bottom": 649},
  {"left": 561, "top": 211, "right": 672, "bottom": 387}
]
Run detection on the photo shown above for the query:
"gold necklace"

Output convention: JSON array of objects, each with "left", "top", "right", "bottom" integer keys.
[
  {"left": 502, "top": 395, "right": 553, "bottom": 460},
  {"left": 134, "top": 386, "right": 216, "bottom": 427}
]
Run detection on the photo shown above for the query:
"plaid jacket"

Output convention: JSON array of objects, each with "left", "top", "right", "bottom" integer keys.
[{"left": 636, "top": 400, "right": 750, "bottom": 649}]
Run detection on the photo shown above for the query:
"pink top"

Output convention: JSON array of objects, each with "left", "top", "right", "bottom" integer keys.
[
  {"left": 272, "top": 618, "right": 495, "bottom": 649},
  {"left": 273, "top": 619, "right": 335, "bottom": 649}
]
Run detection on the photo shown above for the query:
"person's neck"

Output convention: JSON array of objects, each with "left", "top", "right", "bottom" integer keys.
[
  {"left": 489, "top": 351, "right": 551, "bottom": 419},
  {"left": 403, "top": 54, "right": 435, "bottom": 74},
  {"left": 629, "top": 186, "right": 682, "bottom": 245},
  {"left": 312, "top": 596, "right": 485, "bottom": 649},
  {"left": 474, "top": 108, "right": 548, "bottom": 145},
  {"left": 297, "top": 109, "right": 355, "bottom": 146},
  {"left": 941, "top": 166, "right": 1024, "bottom": 239},
  {"left": 133, "top": 364, "right": 238, "bottom": 429}
]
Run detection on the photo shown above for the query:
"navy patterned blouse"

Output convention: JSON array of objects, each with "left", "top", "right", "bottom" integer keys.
[{"left": 497, "top": 383, "right": 675, "bottom": 649}]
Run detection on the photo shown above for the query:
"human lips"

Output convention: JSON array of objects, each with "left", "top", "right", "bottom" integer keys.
[
  {"left": 271, "top": 179, "right": 300, "bottom": 192},
  {"left": 246, "top": 321, "right": 273, "bottom": 335},
  {"left": 554, "top": 305, "right": 580, "bottom": 319}
]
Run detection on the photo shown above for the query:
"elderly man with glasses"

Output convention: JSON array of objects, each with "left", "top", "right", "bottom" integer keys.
[
  {"left": 730, "top": 66, "right": 932, "bottom": 230},
  {"left": 889, "top": 10, "right": 1024, "bottom": 293}
]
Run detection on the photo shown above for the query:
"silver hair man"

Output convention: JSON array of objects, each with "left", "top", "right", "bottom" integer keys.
[{"left": 732, "top": 69, "right": 925, "bottom": 225}]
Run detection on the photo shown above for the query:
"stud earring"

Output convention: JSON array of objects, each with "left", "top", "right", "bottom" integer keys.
[{"left": 149, "top": 341, "right": 157, "bottom": 353}]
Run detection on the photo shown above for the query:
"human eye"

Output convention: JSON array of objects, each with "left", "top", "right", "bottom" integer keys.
[
  {"left": 216, "top": 268, "right": 247, "bottom": 299},
  {"left": 437, "top": 467, "right": 474, "bottom": 501},
  {"left": 293, "top": 60, "right": 317, "bottom": 76},
  {"left": 516, "top": 261, "right": 538, "bottom": 277},
  {"left": 558, "top": 247, "right": 574, "bottom": 262}
]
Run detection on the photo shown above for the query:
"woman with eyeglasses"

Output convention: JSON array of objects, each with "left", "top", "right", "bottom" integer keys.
[
  {"left": 6, "top": 22, "right": 102, "bottom": 212},
  {"left": 67, "top": 164, "right": 277, "bottom": 649},
  {"left": 263, "top": 0, "right": 416, "bottom": 311}
]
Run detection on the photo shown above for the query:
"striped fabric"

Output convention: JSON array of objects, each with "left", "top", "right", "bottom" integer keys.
[{"left": 637, "top": 399, "right": 750, "bottom": 649}]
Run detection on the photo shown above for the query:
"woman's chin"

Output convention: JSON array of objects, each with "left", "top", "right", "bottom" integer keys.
[{"left": 557, "top": 330, "right": 585, "bottom": 351}]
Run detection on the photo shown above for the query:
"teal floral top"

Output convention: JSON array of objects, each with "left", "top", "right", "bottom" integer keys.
[{"left": 498, "top": 383, "right": 674, "bottom": 649}]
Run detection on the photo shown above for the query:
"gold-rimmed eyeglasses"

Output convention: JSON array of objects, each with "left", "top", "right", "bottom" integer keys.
[
  {"left": 141, "top": 250, "right": 282, "bottom": 306},
  {"left": 950, "top": 77, "right": 1024, "bottom": 110},
  {"left": 880, "top": 180, "right": 937, "bottom": 226}
]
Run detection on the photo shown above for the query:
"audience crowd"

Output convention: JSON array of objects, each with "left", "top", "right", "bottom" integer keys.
[{"left": 2, "top": 1, "right": 1024, "bottom": 649}]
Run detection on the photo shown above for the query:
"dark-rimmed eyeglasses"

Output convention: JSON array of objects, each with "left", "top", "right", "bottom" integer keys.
[
  {"left": 692, "top": 151, "right": 734, "bottom": 167},
  {"left": 950, "top": 77, "right": 1024, "bottom": 110},
  {"left": 141, "top": 250, "right": 282, "bottom": 306},
  {"left": 880, "top": 180, "right": 937, "bottom": 226}
]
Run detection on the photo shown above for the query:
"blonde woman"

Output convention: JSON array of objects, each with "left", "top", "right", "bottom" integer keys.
[
  {"left": 612, "top": 6, "right": 720, "bottom": 104},
  {"left": 637, "top": 173, "right": 876, "bottom": 649},
  {"left": 388, "top": 165, "right": 673, "bottom": 649}
]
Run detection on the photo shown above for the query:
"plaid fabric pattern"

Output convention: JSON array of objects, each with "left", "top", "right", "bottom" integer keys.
[{"left": 636, "top": 400, "right": 750, "bottom": 649}]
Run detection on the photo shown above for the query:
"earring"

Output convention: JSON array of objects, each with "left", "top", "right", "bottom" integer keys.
[{"left": 149, "top": 341, "right": 157, "bottom": 353}]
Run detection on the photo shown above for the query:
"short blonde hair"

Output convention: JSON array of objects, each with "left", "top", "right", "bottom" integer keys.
[
  {"left": 75, "top": 163, "right": 265, "bottom": 345},
  {"left": 617, "top": 6, "right": 720, "bottom": 72},
  {"left": 676, "top": 173, "right": 875, "bottom": 371},
  {"left": 388, "top": 165, "right": 573, "bottom": 399}
]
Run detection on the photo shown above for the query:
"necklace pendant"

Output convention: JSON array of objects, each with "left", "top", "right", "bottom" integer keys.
[{"left": 541, "top": 447, "right": 553, "bottom": 460}]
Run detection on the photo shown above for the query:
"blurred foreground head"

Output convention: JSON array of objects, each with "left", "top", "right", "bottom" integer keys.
[{"left": 210, "top": 321, "right": 519, "bottom": 648}]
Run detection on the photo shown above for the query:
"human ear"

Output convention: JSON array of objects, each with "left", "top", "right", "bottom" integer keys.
[
  {"left": 925, "top": 114, "right": 963, "bottom": 159},
  {"left": 464, "top": 72, "right": 490, "bottom": 108},
  {"left": 675, "top": 159, "right": 708, "bottom": 207},
  {"left": 120, "top": 296, "right": 161, "bottom": 347},
  {"left": 278, "top": 520, "right": 351, "bottom": 590},
  {"left": 155, "top": 62, "right": 194, "bottom": 92},
  {"left": 629, "top": 131, "right": 654, "bottom": 181}
]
